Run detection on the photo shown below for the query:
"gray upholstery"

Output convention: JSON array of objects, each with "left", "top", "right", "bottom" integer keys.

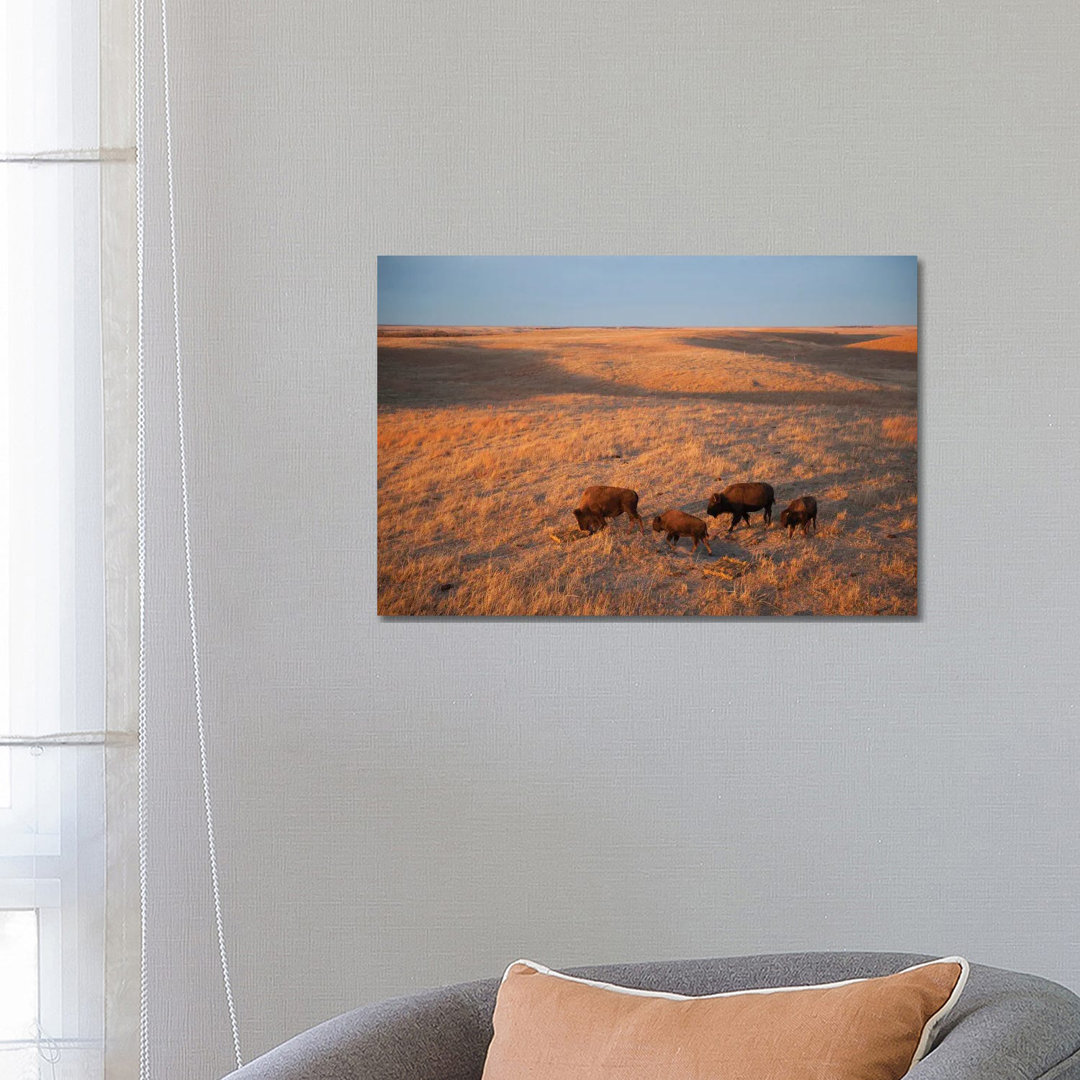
[{"left": 223, "top": 952, "right": 1080, "bottom": 1080}]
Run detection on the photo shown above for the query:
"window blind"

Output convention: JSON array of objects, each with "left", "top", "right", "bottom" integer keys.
[{"left": 1, "top": 2, "right": 138, "bottom": 1077}]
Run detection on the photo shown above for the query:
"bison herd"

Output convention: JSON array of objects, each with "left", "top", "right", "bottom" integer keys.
[{"left": 573, "top": 482, "right": 818, "bottom": 555}]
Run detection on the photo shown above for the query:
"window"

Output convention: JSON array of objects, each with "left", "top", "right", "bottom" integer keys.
[{"left": 2, "top": 2, "right": 110, "bottom": 1077}]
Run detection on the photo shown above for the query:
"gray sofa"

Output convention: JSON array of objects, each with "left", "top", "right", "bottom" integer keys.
[{"left": 224, "top": 952, "right": 1080, "bottom": 1079}]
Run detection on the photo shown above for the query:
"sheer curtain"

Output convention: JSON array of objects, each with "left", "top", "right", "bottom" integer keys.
[{"left": 1, "top": 2, "right": 138, "bottom": 1078}]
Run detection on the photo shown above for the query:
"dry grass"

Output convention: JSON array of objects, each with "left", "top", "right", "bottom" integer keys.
[
  {"left": 882, "top": 415, "right": 919, "bottom": 444},
  {"left": 848, "top": 331, "right": 918, "bottom": 353},
  {"left": 377, "top": 326, "right": 917, "bottom": 616}
]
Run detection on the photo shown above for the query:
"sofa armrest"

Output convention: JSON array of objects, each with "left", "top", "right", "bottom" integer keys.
[
  {"left": 909, "top": 966, "right": 1080, "bottom": 1080},
  {"left": 221, "top": 979, "right": 496, "bottom": 1080}
]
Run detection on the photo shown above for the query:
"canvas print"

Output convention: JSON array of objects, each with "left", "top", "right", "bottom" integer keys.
[{"left": 377, "top": 256, "right": 917, "bottom": 616}]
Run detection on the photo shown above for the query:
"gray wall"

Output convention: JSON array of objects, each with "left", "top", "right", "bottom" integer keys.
[{"left": 139, "top": 2, "right": 1080, "bottom": 1076}]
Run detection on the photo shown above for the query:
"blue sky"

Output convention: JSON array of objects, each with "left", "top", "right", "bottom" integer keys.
[{"left": 377, "top": 256, "right": 917, "bottom": 327}]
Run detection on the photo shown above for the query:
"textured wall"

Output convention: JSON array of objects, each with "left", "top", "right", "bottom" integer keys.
[{"left": 138, "top": 2, "right": 1080, "bottom": 1076}]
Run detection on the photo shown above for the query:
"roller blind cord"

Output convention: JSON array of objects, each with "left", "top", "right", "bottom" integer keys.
[
  {"left": 135, "top": 0, "right": 244, "bottom": 1072},
  {"left": 134, "top": 0, "right": 150, "bottom": 1074}
]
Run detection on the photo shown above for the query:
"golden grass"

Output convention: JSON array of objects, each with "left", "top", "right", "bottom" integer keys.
[
  {"left": 378, "top": 327, "right": 917, "bottom": 616},
  {"left": 882, "top": 415, "right": 918, "bottom": 444},
  {"left": 848, "top": 331, "right": 917, "bottom": 353}
]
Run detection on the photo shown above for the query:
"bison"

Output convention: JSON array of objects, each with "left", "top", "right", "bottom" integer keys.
[
  {"left": 706, "top": 481, "right": 775, "bottom": 531},
  {"left": 651, "top": 510, "right": 712, "bottom": 555},
  {"left": 780, "top": 495, "right": 818, "bottom": 536},
  {"left": 573, "top": 485, "right": 643, "bottom": 534}
]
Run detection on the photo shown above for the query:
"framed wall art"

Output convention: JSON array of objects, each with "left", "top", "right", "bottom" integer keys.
[{"left": 377, "top": 255, "right": 917, "bottom": 617}]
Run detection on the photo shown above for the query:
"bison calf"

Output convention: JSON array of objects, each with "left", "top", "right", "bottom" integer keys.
[
  {"left": 706, "top": 482, "right": 775, "bottom": 531},
  {"left": 780, "top": 495, "right": 818, "bottom": 536},
  {"left": 651, "top": 510, "right": 712, "bottom": 555},
  {"left": 573, "top": 485, "right": 643, "bottom": 534}
]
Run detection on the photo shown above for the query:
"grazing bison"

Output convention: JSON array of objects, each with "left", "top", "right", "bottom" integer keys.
[
  {"left": 706, "top": 482, "right": 775, "bottom": 531},
  {"left": 651, "top": 510, "right": 712, "bottom": 555},
  {"left": 573, "top": 485, "right": 643, "bottom": 534},
  {"left": 780, "top": 495, "right": 818, "bottom": 536}
]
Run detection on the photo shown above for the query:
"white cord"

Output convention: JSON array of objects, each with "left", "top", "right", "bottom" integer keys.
[
  {"left": 158, "top": 0, "right": 244, "bottom": 1068},
  {"left": 133, "top": 0, "right": 150, "bottom": 1074}
]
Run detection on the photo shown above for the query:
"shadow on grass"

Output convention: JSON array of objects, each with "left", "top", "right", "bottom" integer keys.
[
  {"left": 681, "top": 332, "right": 916, "bottom": 389},
  {"left": 378, "top": 341, "right": 912, "bottom": 410}
]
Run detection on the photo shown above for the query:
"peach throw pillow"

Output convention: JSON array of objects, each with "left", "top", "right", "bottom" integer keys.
[{"left": 481, "top": 957, "right": 968, "bottom": 1080}]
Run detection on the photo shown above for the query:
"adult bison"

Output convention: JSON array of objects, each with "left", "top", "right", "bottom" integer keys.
[
  {"left": 706, "top": 482, "right": 775, "bottom": 531},
  {"left": 573, "top": 485, "right": 644, "bottom": 534}
]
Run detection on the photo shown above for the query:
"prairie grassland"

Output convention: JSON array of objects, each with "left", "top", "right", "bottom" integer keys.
[{"left": 377, "top": 327, "right": 917, "bottom": 616}]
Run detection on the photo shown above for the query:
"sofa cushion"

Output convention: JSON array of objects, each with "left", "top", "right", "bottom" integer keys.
[{"left": 481, "top": 956, "right": 968, "bottom": 1080}]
